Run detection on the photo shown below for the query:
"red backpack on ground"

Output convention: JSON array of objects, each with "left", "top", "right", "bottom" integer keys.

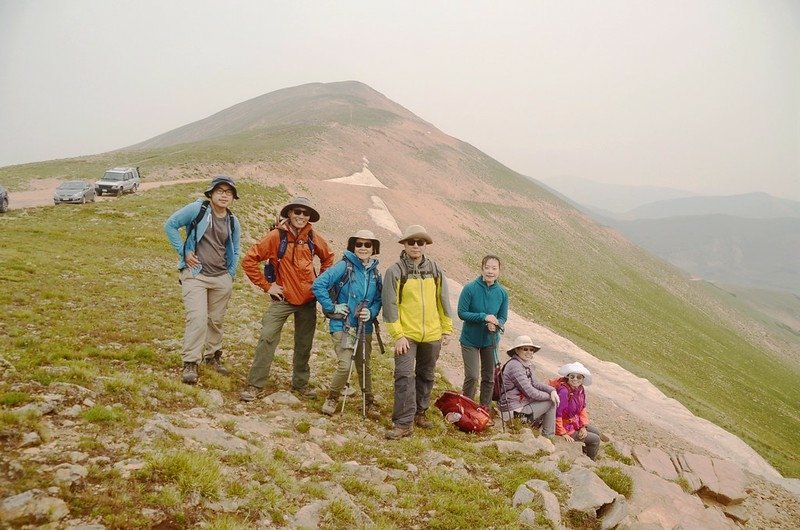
[{"left": 434, "top": 391, "right": 491, "bottom": 433}]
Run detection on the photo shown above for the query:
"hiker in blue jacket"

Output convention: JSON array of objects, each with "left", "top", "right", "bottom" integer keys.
[
  {"left": 164, "top": 176, "right": 241, "bottom": 385},
  {"left": 312, "top": 229, "right": 383, "bottom": 419},
  {"left": 458, "top": 255, "right": 508, "bottom": 417}
]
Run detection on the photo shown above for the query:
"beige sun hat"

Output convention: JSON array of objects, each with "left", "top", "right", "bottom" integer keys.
[
  {"left": 558, "top": 361, "right": 593, "bottom": 386},
  {"left": 280, "top": 196, "right": 320, "bottom": 222},
  {"left": 347, "top": 229, "right": 380, "bottom": 255},
  {"left": 398, "top": 224, "right": 433, "bottom": 245},
  {"left": 506, "top": 335, "right": 542, "bottom": 356}
]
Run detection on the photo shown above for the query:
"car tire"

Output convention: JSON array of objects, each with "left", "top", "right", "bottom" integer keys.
[
  {"left": 96, "top": 189, "right": 102, "bottom": 196},
  {"left": 0, "top": 198, "right": 7, "bottom": 213}
]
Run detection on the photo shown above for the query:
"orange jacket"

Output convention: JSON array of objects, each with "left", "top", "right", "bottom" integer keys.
[{"left": 242, "top": 221, "right": 334, "bottom": 305}]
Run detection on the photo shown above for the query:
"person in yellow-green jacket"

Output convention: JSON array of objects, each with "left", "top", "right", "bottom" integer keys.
[{"left": 382, "top": 225, "right": 453, "bottom": 439}]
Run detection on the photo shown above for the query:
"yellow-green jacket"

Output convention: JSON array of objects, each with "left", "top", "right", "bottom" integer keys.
[{"left": 382, "top": 252, "right": 453, "bottom": 343}]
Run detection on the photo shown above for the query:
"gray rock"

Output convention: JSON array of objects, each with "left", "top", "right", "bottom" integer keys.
[
  {"left": 723, "top": 503, "right": 749, "bottom": 524},
  {"left": 15, "top": 403, "right": 42, "bottom": 417},
  {"left": 66, "top": 525, "right": 106, "bottom": 530},
  {"left": 341, "top": 461, "right": 389, "bottom": 484},
  {"left": 20, "top": 431, "right": 42, "bottom": 447},
  {"left": 512, "top": 484, "right": 536, "bottom": 507},
  {"left": 61, "top": 404, "right": 82, "bottom": 418},
  {"left": 377, "top": 483, "right": 397, "bottom": 496},
  {"left": 0, "top": 489, "right": 69, "bottom": 523},
  {"left": 599, "top": 494, "right": 628, "bottom": 530},
  {"left": 293, "top": 500, "right": 326, "bottom": 529},
  {"left": 632, "top": 445, "right": 678, "bottom": 480},
  {"left": 53, "top": 464, "right": 89, "bottom": 486},
  {"left": 562, "top": 467, "right": 617, "bottom": 513},
  {"left": 679, "top": 453, "right": 747, "bottom": 505},
  {"left": 519, "top": 507, "right": 538, "bottom": 527},
  {"left": 204, "top": 389, "right": 224, "bottom": 409},
  {"left": 309, "top": 427, "right": 325, "bottom": 438},
  {"left": 82, "top": 398, "right": 96, "bottom": 407},
  {"left": 611, "top": 440, "right": 632, "bottom": 459},
  {"left": 267, "top": 391, "right": 302, "bottom": 406},
  {"left": 68, "top": 451, "right": 89, "bottom": 463},
  {"left": 525, "top": 480, "right": 561, "bottom": 525}
]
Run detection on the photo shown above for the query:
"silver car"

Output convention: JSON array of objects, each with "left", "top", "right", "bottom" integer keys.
[
  {"left": 0, "top": 184, "right": 7, "bottom": 212},
  {"left": 54, "top": 181, "right": 96, "bottom": 205}
]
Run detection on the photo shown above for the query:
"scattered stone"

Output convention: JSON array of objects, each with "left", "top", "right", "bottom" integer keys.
[
  {"left": 377, "top": 483, "right": 398, "bottom": 496},
  {"left": 519, "top": 507, "right": 537, "bottom": 527},
  {"left": 66, "top": 524, "right": 106, "bottom": 530},
  {"left": 678, "top": 453, "right": 746, "bottom": 505},
  {"left": 309, "top": 427, "right": 325, "bottom": 438},
  {"left": 406, "top": 463, "right": 418, "bottom": 474},
  {"left": 632, "top": 445, "right": 678, "bottom": 480},
  {"left": 611, "top": 440, "right": 632, "bottom": 460},
  {"left": 53, "top": 464, "right": 89, "bottom": 486},
  {"left": 20, "top": 431, "right": 42, "bottom": 447},
  {"left": 204, "top": 389, "right": 224, "bottom": 409},
  {"left": 82, "top": 398, "right": 95, "bottom": 407},
  {"left": 68, "top": 451, "right": 89, "bottom": 463},
  {"left": 512, "top": 484, "right": 536, "bottom": 506},
  {"left": 342, "top": 461, "right": 389, "bottom": 484},
  {"left": 723, "top": 503, "right": 750, "bottom": 524},
  {"left": 49, "top": 382, "right": 94, "bottom": 397},
  {"left": 293, "top": 500, "right": 326, "bottom": 529},
  {"left": 561, "top": 467, "right": 617, "bottom": 513},
  {"left": 0, "top": 489, "right": 69, "bottom": 524},
  {"left": 88, "top": 456, "right": 111, "bottom": 466},
  {"left": 266, "top": 391, "right": 302, "bottom": 406},
  {"left": 598, "top": 494, "right": 628, "bottom": 530},
  {"left": 14, "top": 403, "right": 42, "bottom": 417},
  {"left": 61, "top": 405, "right": 82, "bottom": 418}
]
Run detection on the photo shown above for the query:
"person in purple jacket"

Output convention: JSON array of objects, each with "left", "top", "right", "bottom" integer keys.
[
  {"left": 498, "top": 335, "right": 560, "bottom": 437},
  {"left": 554, "top": 361, "right": 602, "bottom": 460}
]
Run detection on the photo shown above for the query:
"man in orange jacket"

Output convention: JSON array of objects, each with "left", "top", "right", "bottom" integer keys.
[{"left": 239, "top": 197, "right": 334, "bottom": 401}]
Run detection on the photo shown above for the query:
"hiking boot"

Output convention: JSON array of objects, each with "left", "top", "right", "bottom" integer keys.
[
  {"left": 239, "top": 385, "right": 262, "bottom": 402},
  {"left": 321, "top": 397, "right": 338, "bottom": 416},
  {"left": 181, "top": 362, "right": 198, "bottom": 385},
  {"left": 414, "top": 411, "right": 433, "bottom": 429},
  {"left": 203, "top": 351, "right": 229, "bottom": 375},
  {"left": 384, "top": 424, "right": 413, "bottom": 440},
  {"left": 364, "top": 393, "right": 382, "bottom": 420},
  {"left": 292, "top": 386, "right": 317, "bottom": 400}
]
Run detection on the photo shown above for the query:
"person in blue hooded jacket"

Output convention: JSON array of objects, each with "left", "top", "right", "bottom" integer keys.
[
  {"left": 164, "top": 176, "right": 241, "bottom": 385},
  {"left": 458, "top": 255, "right": 508, "bottom": 414},
  {"left": 312, "top": 229, "right": 383, "bottom": 418}
]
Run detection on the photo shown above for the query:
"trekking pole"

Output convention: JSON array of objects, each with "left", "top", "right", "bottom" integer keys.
[
  {"left": 492, "top": 329, "right": 507, "bottom": 433},
  {"left": 360, "top": 318, "right": 367, "bottom": 418},
  {"left": 340, "top": 326, "right": 358, "bottom": 414}
]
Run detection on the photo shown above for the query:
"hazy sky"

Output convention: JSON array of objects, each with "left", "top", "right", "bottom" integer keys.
[{"left": 1, "top": 1, "right": 798, "bottom": 200}]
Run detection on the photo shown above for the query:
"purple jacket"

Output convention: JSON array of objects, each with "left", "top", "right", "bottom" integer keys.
[
  {"left": 499, "top": 356, "right": 554, "bottom": 412},
  {"left": 556, "top": 383, "right": 587, "bottom": 434}
]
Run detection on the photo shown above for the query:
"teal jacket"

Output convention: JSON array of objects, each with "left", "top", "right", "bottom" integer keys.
[
  {"left": 164, "top": 198, "right": 241, "bottom": 277},
  {"left": 457, "top": 276, "right": 508, "bottom": 348}
]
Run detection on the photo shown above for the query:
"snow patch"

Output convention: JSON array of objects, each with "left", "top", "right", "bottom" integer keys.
[
  {"left": 327, "top": 162, "right": 387, "bottom": 188},
  {"left": 368, "top": 196, "right": 401, "bottom": 236}
]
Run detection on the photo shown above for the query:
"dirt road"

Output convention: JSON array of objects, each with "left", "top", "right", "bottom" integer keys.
[{"left": 6, "top": 179, "right": 205, "bottom": 210}]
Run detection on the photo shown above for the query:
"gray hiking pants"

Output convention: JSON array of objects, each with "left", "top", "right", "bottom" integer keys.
[
  {"left": 391, "top": 340, "right": 441, "bottom": 428},
  {"left": 461, "top": 344, "right": 496, "bottom": 407}
]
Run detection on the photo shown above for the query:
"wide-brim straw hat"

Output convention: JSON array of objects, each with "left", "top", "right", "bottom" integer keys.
[
  {"left": 280, "top": 196, "right": 320, "bottom": 222},
  {"left": 558, "top": 361, "right": 593, "bottom": 386},
  {"left": 203, "top": 175, "right": 239, "bottom": 200},
  {"left": 347, "top": 229, "right": 380, "bottom": 255},
  {"left": 398, "top": 224, "right": 433, "bottom": 245},
  {"left": 506, "top": 335, "right": 542, "bottom": 356}
]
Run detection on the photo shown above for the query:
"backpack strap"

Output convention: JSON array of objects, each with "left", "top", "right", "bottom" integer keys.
[{"left": 182, "top": 200, "right": 210, "bottom": 258}]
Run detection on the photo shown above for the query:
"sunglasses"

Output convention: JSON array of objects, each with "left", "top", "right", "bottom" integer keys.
[
  {"left": 291, "top": 208, "right": 310, "bottom": 217},
  {"left": 354, "top": 241, "right": 373, "bottom": 248},
  {"left": 405, "top": 239, "right": 426, "bottom": 247},
  {"left": 519, "top": 347, "right": 537, "bottom": 352},
  {"left": 568, "top": 374, "right": 585, "bottom": 380}
]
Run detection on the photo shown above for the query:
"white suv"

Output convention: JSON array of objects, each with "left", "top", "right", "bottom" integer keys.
[{"left": 95, "top": 167, "right": 141, "bottom": 196}]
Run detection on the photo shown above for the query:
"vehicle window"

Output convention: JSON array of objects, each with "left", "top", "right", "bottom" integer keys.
[{"left": 103, "top": 172, "right": 124, "bottom": 182}]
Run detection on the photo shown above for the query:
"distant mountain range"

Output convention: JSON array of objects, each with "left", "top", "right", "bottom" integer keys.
[
  {"left": 543, "top": 176, "right": 800, "bottom": 294},
  {"left": 540, "top": 175, "right": 697, "bottom": 214}
]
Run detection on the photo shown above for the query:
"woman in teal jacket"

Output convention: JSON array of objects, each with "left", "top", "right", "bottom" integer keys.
[
  {"left": 458, "top": 255, "right": 508, "bottom": 412},
  {"left": 312, "top": 229, "right": 382, "bottom": 418}
]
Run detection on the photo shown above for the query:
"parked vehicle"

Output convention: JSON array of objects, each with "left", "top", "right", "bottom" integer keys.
[
  {"left": 0, "top": 185, "right": 8, "bottom": 212},
  {"left": 54, "top": 181, "right": 96, "bottom": 204},
  {"left": 95, "top": 167, "right": 141, "bottom": 196}
]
